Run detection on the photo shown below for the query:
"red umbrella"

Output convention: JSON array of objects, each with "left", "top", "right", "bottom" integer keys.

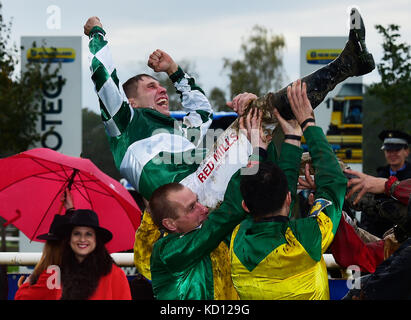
[{"left": 0, "top": 148, "right": 141, "bottom": 253}]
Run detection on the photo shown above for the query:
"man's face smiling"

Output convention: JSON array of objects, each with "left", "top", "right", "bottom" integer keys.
[
  {"left": 384, "top": 147, "right": 410, "bottom": 171},
  {"left": 135, "top": 76, "right": 170, "bottom": 116}
]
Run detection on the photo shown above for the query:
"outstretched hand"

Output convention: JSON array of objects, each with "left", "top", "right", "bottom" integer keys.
[
  {"left": 286, "top": 79, "right": 315, "bottom": 131},
  {"left": 345, "top": 169, "right": 387, "bottom": 205},
  {"left": 273, "top": 107, "right": 302, "bottom": 146},
  {"left": 84, "top": 16, "right": 102, "bottom": 36},
  {"left": 147, "top": 49, "right": 178, "bottom": 76},
  {"left": 298, "top": 163, "right": 316, "bottom": 190},
  {"left": 239, "top": 108, "right": 270, "bottom": 150},
  {"left": 227, "top": 92, "right": 257, "bottom": 116},
  {"left": 298, "top": 163, "right": 316, "bottom": 206}
]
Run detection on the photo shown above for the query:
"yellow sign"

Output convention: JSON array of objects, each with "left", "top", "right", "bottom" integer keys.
[
  {"left": 306, "top": 49, "right": 342, "bottom": 64},
  {"left": 27, "top": 47, "right": 75, "bottom": 63}
]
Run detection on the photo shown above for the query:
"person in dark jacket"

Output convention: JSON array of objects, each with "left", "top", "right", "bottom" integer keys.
[
  {"left": 360, "top": 130, "right": 411, "bottom": 237},
  {"left": 342, "top": 174, "right": 411, "bottom": 299},
  {"left": 377, "top": 130, "right": 411, "bottom": 179},
  {"left": 347, "top": 200, "right": 411, "bottom": 300}
]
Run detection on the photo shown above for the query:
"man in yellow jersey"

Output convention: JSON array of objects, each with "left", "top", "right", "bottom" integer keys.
[
  {"left": 148, "top": 105, "right": 304, "bottom": 300},
  {"left": 230, "top": 80, "right": 347, "bottom": 300}
]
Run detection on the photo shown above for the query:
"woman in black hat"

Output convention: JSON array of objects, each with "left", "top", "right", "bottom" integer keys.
[
  {"left": 14, "top": 190, "right": 74, "bottom": 300},
  {"left": 58, "top": 209, "right": 131, "bottom": 300}
]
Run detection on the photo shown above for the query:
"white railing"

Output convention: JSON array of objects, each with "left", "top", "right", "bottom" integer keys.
[
  {"left": 5, "top": 236, "right": 19, "bottom": 243},
  {"left": 0, "top": 252, "right": 340, "bottom": 269},
  {"left": 0, "top": 252, "right": 135, "bottom": 266}
]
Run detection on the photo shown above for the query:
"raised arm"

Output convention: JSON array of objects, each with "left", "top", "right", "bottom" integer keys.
[
  {"left": 84, "top": 17, "right": 132, "bottom": 138},
  {"left": 345, "top": 169, "right": 411, "bottom": 206},
  {"left": 147, "top": 48, "right": 213, "bottom": 116},
  {"left": 287, "top": 80, "right": 346, "bottom": 233},
  {"left": 147, "top": 49, "right": 178, "bottom": 76},
  {"left": 84, "top": 16, "right": 102, "bottom": 36},
  {"left": 158, "top": 109, "right": 268, "bottom": 270},
  {"left": 272, "top": 107, "right": 304, "bottom": 216},
  {"left": 149, "top": 51, "right": 213, "bottom": 143},
  {"left": 227, "top": 92, "right": 256, "bottom": 117},
  {"left": 230, "top": 92, "right": 304, "bottom": 216},
  {"left": 345, "top": 169, "right": 387, "bottom": 205}
]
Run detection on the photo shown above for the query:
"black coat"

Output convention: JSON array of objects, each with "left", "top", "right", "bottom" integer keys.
[
  {"left": 376, "top": 161, "right": 411, "bottom": 180},
  {"left": 362, "top": 238, "right": 411, "bottom": 299}
]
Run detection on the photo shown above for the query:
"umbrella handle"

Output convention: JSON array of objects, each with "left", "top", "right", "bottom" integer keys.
[
  {"left": 67, "top": 169, "right": 78, "bottom": 190},
  {"left": 58, "top": 169, "right": 78, "bottom": 215}
]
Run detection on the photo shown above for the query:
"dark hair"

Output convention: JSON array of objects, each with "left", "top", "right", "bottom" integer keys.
[
  {"left": 149, "top": 182, "right": 185, "bottom": 232},
  {"left": 122, "top": 73, "right": 158, "bottom": 99},
  {"left": 60, "top": 228, "right": 114, "bottom": 300},
  {"left": 240, "top": 161, "right": 289, "bottom": 218}
]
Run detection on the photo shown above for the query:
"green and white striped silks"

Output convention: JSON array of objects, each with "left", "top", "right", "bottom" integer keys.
[
  {"left": 88, "top": 27, "right": 131, "bottom": 138},
  {"left": 88, "top": 27, "right": 255, "bottom": 208},
  {"left": 88, "top": 26, "right": 219, "bottom": 201}
]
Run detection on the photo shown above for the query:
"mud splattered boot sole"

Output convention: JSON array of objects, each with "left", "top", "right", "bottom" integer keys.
[{"left": 348, "top": 7, "right": 375, "bottom": 75}]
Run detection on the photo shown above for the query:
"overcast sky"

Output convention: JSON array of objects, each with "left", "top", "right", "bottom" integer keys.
[{"left": 2, "top": 0, "right": 411, "bottom": 113}]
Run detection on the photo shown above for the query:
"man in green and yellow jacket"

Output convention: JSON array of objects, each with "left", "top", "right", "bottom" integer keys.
[
  {"left": 230, "top": 80, "right": 347, "bottom": 300},
  {"left": 148, "top": 105, "right": 303, "bottom": 300}
]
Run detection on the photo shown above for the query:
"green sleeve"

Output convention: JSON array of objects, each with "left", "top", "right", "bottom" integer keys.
[
  {"left": 277, "top": 142, "right": 303, "bottom": 216},
  {"left": 304, "top": 126, "right": 347, "bottom": 234},
  {"left": 88, "top": 26, "right": 132, "bottom": 137},
  {"left": 266, "top": 141, "right": 279, "bottom": 163},
  {"left": 169, "top": 66, "right": 205, "bottom": 95},
  {"left": 155, "top": 169, "right": 246, "bottom": 272},
  {"left": 169, "top": 66, "right": 213, "bottom": 146}
]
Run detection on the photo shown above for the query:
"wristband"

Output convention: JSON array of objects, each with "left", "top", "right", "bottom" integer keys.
[
  {"left": 300, "top": 118, "right": 315, "bottom": 129},
  {"left": 284, "top": 134, "right": 301, "bottom": 141},
  {"left": 385, "top": 176, "right": 400, "bottom": 197},
  {"left": 169, "top": 66, "right": 185, "bottom": 83}
]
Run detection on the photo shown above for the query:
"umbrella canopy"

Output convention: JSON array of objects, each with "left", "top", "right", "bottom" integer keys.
[{"left": 0, "top": 148, "right": 142, "bottom": 253}]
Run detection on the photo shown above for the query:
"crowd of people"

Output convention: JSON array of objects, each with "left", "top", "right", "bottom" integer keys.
[{"left": 13, "top": 8, "right": 411, "bottom": 300}]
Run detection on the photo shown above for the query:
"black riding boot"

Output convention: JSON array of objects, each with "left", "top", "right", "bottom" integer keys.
[{"left": 251, "top": 7, "right": 375, "bottom": 121}]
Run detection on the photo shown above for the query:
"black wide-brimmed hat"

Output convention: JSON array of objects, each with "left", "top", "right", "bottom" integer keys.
[
  {"left": 57, "top": 209, "right": 113, "bottom": 244},
  {"left": 37, "top": 214, "right": 71, "bottom": 241}
]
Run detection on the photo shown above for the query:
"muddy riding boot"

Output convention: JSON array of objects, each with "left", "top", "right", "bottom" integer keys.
[{"left": 250, "top": 7, "right": 375, "bottom": 121}]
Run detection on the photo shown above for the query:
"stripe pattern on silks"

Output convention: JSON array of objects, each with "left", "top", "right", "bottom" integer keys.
[
  {"left": 88, "top": 26, "right": 132, "bottom": 138},
  {"left": 87, "top": 26, "right": 218, "bottom": 200}
]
